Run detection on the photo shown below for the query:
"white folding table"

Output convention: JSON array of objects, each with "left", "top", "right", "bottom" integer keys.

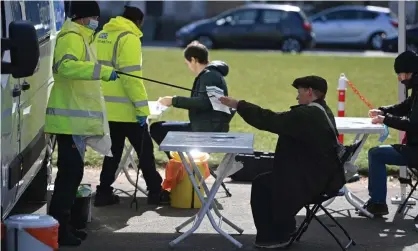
[
  {"left": 324, "top": 117, "right": 385, "bottom": 218},
  {"left": 324, "top": 117, "right": 415, "bottom": 218},
  {"left": 115, "top": 101, "right": 169, "bottom": 195},
  {"left": 159, "top": 131, "right": 254, "bottom": 248}
]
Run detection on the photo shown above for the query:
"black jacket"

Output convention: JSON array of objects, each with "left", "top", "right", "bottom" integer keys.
[
  {"left": 379, "top": 87, "right": 418, "bottom": 165},
  {"left": 236, "top": 99, "right": 345, "bottom": 217},
  {"left": 172, "top": 61, "right": 232, "bottom": 132}
]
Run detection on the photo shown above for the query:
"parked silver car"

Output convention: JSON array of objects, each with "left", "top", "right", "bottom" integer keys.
[{"left": 309, "top": 5, "right": 398, "bottom": 50}]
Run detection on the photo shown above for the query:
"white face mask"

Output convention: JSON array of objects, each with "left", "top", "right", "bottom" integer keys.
[{"left": 86, "top": 19, "right": 99, "bottom": 30}]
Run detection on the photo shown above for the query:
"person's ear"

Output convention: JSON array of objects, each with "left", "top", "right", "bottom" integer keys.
[{"left": 308, "top": 88, "right": 313, "bottom": 96}]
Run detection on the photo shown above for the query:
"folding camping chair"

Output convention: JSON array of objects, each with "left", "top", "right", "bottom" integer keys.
[
  {"left": 286, "top": 190, "right": 356, "bottom": 251},
  {"left": 397, "top": 165, "right": 418, "bottom": 213},
  {"left": 286, "top": 140, "right": 361, "bottom": 251}
]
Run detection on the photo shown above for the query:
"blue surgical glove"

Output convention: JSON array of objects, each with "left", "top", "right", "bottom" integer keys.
[
  {"left": 109, "top": 71, "right": 119, "bottom": 81},
  {"left": 136, "top": 116, "right": 147, "bottom": 126}
]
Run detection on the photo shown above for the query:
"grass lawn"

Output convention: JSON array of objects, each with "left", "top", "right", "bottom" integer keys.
[{"left": 80, "top": 48, "right": 401, "bottom": 175}]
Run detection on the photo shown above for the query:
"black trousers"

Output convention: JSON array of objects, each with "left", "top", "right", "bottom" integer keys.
[
  {"left": 251, "top": 172, "right": 296, "bottom": 242},
  {"left": 149, "top": 121, "right": 191, "bottom": 159},
  {"left": 99, "top": 122, "right": 162, "bottom": 194},
  {"left": 49, "top": 134, "right": 84, "bottom": 230}
]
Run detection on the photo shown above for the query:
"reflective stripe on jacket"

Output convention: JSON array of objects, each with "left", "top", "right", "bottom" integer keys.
[
  {"left": 45, "top": 19, "right": 113, "bottom": 135},
  {"left": 95, "top": 16, "right": 150, "bottom": 122}
]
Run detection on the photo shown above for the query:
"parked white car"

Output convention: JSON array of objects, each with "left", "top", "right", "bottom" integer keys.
[{"left": 309, "top": 5, "right": 398, "bottom": 50}]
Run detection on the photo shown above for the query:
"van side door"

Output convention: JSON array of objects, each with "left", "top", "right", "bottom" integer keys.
[
  {"left": 1, "top": 0, "right": 24, "bottom": 213},
  {"left": 17, "top": 0, "right": 53, "bottom": 193}
]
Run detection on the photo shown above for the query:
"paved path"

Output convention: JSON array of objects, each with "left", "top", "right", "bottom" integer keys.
[
  {"left": 18, "top": 169, "right": 418, "bottom": 251},
  {"left": 142, "top": 41, "right": 398, "bottom": 58}
]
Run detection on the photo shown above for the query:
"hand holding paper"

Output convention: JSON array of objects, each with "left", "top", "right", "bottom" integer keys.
[
  {"left": 155, "top": 98, "right": 170, "bottom": 112},
  {"left": 158, "top": 96, "right": 173, "bottom": 107},
  {"left": 219, "top": 96, "right": 239, "bottom": 109},
  {"left": 206, "top": 86, "right": 231, "bottom": 114}
]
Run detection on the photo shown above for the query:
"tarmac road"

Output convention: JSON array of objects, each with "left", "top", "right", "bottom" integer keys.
[
  {"left": 13, "top": 168, "right": 418, "bottom": 251},
  {"left": 142, "top": 41, "right": 398, "bottom": 58}
]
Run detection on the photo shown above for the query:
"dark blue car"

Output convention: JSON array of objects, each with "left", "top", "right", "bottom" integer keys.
[
  {"left": 382, "top": 25, "right": 418, "bottom": 53},
  {"left": 175, "top": 3, "right": 315, "bottom": 53}
]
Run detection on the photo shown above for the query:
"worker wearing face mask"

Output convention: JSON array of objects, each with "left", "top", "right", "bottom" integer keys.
[
  {"left": 46, "top": 1, "right": 118, "bottom": 247},
  {"left": 94, "top": 6, "right": 168, "bottom": 207},
  {"left": 364, "top": 50, "right": 418, "bottom": 216}
]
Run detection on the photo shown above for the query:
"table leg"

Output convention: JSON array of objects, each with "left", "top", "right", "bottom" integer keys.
[
  {"left": 186, "top": 152, "right": 243, "bottom": 234},
  {"left": 169, "top": 152, "right": 243, "bottom": 248}
]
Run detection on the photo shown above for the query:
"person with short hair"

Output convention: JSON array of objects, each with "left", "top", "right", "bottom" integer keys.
[
  {"left": 363, "top": 50, "right": 418, "bottom": 216},
  {"left": 150, "top": 41, "right": 232, "bottom": 157},
  {"left": 219, "top": 76, "right": 345, "bottom": 249},
  {"left": 94, "top": 6, "right": 167, "bottom": 206}
]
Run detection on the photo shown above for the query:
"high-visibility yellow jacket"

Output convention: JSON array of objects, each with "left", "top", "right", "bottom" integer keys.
[
  {"left": 45, "top": 19, "right": 114, "bottom": 136},
  {"left": 95, "top": 16, "right": 150, "bottom": 122}
]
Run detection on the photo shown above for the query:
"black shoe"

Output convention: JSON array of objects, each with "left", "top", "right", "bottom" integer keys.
[
  {"left": 58, "top": 229, "right": 82, "bottom": 247},
  {"left": 94, "top": 191, "right": 120, "bottom": 207},
  {"left": 147, "top": 190, "right": 170, "bottom": 205},
  {"left": 71, "top": 228, "right": 87, "bottom": 241},
  {"left": 359, "top": 200, "right": 389, "bottom": 216},
  {"left": 254, "top": 237, "right": 292, "bottom": 249}
]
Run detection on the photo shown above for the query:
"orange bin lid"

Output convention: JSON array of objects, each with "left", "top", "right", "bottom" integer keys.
[{"left": 170, "top": 151, "right": 210, "bottom": 163}]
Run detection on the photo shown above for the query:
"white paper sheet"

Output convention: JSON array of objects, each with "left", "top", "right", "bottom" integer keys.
[{"left": 206, "top": 86, "right": 231, "bottom": 114}]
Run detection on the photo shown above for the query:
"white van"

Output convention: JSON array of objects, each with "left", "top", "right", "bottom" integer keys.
[{"left": 1, "top": 0, "right": 65, "bottom": 219}]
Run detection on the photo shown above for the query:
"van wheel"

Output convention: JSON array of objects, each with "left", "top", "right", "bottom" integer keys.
[{"left": 21, "top": 136, "right": 55, "bottom": 204}]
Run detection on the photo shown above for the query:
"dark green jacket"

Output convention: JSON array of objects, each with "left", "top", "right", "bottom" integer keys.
[{"left": 172, "top": 61, "right": 233, "bottom": 132}]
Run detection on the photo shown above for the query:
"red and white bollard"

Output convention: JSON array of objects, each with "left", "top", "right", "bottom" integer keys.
[{"left": 337, "top": 73, "right": 347, "bottom": 144}]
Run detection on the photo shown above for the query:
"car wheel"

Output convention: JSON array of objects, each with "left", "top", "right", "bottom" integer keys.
[
  {"left": 197, "top": 36, "right": 214, "bottom": 49},
  {"left": 281, "top": 38, "right": 302, "bottom": 53},
  {"left": 407, "top": 43, "right": 418, "bottom": 53},
  {"left": 369, "top": 32, "right": 386, "bottom": 50}
]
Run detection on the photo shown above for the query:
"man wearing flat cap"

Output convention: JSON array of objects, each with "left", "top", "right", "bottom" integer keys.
[
  {"left": 46, "top": 0, "right": 118, "bottom": 247},
  {"left": 220, "top": 76, "right": 344, "bottom": 248},
  {"left": 364, "top": 50, "right": 418, "bottom": 216}
]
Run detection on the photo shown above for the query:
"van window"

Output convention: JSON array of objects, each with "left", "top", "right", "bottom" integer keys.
[
  {"left": 24, "top": 1, "right": 51, "bottom": 41},
  {"left": 53, "top": 0, "right": 66, "bottom": 31},
  {"left": 1, "top": 1, "right": 6, "bottom": 39},
  {"left": 11, "top": 2, "right": 23, "bottom": 21}
]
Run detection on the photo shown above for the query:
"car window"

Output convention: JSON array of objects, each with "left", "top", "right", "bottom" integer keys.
[
  {"left": 260, "top": 10, "right": 287, "bottom": 24},
  {"left": 24, "top": 1, "right": 52, "bottom": 42},
  {"left": 324, "top": 10, "right": 359, "bottom": 21},
  {"left": 359, "top": 11, "right": 378, "bottom": 20},
  {"left": 385, "top": 12, "right": 398, "bottom": 19},
  {"left": 229, "top": 10, "right": 258, "bottom": 25},
  {"left": 287, "top": 12, "right": 305, "bottom": 24}
]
